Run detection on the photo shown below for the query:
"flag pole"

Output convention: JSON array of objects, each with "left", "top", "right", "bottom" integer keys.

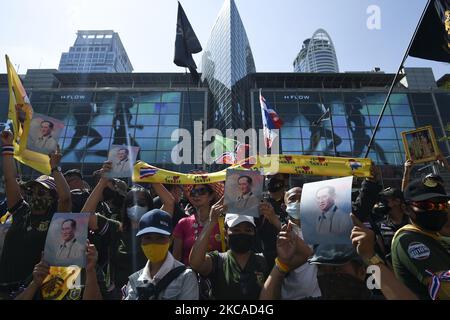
[{"left": 364, "top": 0, "right": 432, "bottom": 158}]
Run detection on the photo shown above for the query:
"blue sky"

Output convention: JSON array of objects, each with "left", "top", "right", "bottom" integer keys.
[{"left": 0, "top": 0, "right": 448, "bottom": 79}]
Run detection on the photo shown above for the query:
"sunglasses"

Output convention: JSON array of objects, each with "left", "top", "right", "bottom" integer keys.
[
  {"left": 26, "top": 187, "right": 49, "bottom": 197},
  {"left": 410, "top": 201, "right": 449, "bottom": 212},
  {"left": 190, "top": 187, "right": 210, "bottom": 197}
]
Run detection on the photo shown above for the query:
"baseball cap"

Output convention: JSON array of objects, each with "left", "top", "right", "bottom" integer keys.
[
  {"left": 24, "top": 175, "right": 56, "bottom": 191},
  {"left": 404, "top": 177, "right": 450, "bottom": 202},
  {"left": 136, "top": 209, "right": 173, "bottom": 237},
  {"left": 308, "top": 244, "right": 363, "bottom": 266},
  {"left": 225, "top": 214, "right": 256, "bottom": 228},
  {"left": 63, "top": 169, "right": 83, "bottom": 180},
  {"left": 379, "top": 187, "right": 404, "bottom": 201}
]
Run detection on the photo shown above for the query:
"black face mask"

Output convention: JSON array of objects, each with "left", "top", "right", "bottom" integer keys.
[
  {"left": 102, "top": 187, "right": 116, "bottom": 201},
  {"left": 268, "top": 179, "right": 285, "bottom": 193},
  {"left": 228, "top": 234, "right": 255, "bottom": 254},
  {"left": 317, "top": 273, "right": 371, "bottom": 300},
  {"left": 414, "top": 211, "right": 448, "bottom": 232}
]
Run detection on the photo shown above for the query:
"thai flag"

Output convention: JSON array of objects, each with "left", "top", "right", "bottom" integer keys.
[
  {"left": 139, "top": 167, "right": 158, "bottom": 179},
  {"left": 260, "top": 90, "right": 283, "bottom": 148},
  {"left": 214, "top": 152, "right": 236, "bottom": 165}
]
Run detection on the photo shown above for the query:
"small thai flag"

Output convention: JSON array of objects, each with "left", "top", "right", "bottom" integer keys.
[
  {"left": 260, "top": 90, "right": 283, "bottom": 148},
  {"left": 139, "top": 167, "right": 158, "bottom": 179}
]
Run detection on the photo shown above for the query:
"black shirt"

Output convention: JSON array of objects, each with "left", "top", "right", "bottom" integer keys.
[{"left": 0, "top": 200, "right": 54, "bottom": 284}]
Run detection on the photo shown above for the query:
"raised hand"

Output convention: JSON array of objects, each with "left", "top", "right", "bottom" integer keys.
[
  {"left": 350, "top": 213, "right": 375, "bottom": 260},
  {"left": 1, "top": 130, "right": 14, "bottom": 146},
  {"left": 49, "top": 145, "right": 62, "bottom": 169},
  {"left": 209, "top": 196, "right": 225, "bottom": 223},
  {"left": 85, "top": 241, "right": 98, "bottom": 273},
  {"left": 32, "top": 254, "right": 50, "bottom": 287},
  {"left": 259, "top": 201, "right": 278, "bottom": 225}
]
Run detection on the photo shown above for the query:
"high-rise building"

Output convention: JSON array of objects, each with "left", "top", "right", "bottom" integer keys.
[
  {"left": 201, "top": 0, "right": 256, "bottom": 131},
  {"left": 58, "top": 30, "right": 133, "bottom": 73},
  {"left": 293, "top": 29, "right": 339, "bottom": 73}
]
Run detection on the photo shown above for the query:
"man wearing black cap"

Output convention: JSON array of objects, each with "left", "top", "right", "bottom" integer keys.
[
  {"left": 391, "top": 177, "right": 450, "bottom": 300},
  {"left": 374, "top": 187, "right": 409, "bottom": 261},
  {"left": 63, "top": 169, "right": 84, "bottom": 191},
  {"left": 123, "top": 209, "right": 198, "bottom": 300}
]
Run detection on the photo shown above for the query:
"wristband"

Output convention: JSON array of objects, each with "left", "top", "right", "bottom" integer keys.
[
  {"left": 2, "top": 145, "right": 14, "bottom": 156},
  {"left": 275, "top": 257, "right": 290, "bottom": 274}
]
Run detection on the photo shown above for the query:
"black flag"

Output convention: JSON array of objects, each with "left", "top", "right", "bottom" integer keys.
[
  {"left": 409, "top": 0, "right": 450, "bottom": 63},
  {"left": 174, "top": 2, "right": 202, "bottom": 81}
]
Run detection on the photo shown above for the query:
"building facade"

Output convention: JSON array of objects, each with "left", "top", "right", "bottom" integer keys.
[
  {"left": 293, "top": 29, "right": 339, "bottom": 73},
  {"left": 58, "top": 30, "right": 133, "bottom": 73},
  {"left": 1, "top": 70, "right": 450, "bottom": 189}
]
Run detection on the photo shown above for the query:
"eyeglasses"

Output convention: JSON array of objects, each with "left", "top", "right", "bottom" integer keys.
[
  {"left": 190, "top": 187, "right": 209, "bottom": 197},
  {"left": 410, "top": 200, "right": 449, "bottom": 212}
]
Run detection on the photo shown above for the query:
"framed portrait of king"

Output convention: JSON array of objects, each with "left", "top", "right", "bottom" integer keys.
[{"left": 401, "top": 126, "right": 440, "bottom": 164}]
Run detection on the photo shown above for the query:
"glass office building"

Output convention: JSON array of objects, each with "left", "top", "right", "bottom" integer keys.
[
  {"left": 293, "top": 29, "right": 339, "bottom": 73},
  {"left": 58, "top": 30, "right": 133, "bottom": 73},
  {"left": 201, "top": 0, "right": 256, "bottom": 132}
]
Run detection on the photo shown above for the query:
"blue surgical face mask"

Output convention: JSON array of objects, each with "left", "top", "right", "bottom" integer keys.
[
  {"left": 127, "top": 205, "right": 149, "bottom": 222},
  {"left": 286, "top": 201, "right": 301, "bottom": 220}
]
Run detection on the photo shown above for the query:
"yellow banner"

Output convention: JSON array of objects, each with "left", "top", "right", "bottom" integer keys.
[
  {"left": 133, "top": 154, "right": 372, "bottom": 184},
  {"left": 6, "top": 55, "right": 51, "bottom": 174},
  {"left": 41, "top": 266, "right": 81, "bottom": 300}
]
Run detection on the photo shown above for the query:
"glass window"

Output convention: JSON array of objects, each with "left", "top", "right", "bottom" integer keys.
[
  {"left": 135, "top": 138, "right": 157, "bottom": 150},
  {"left": 159, "top": 115, "right": 180, "bottom": 126},
  {"left": 135, "top": 126, "right": 157, "bottom": 138},
  {"left": 140, "top": 92, "right": 161, "bottom": 103},
  {"left": 182, "top": 91, "right": 205, "bottom": 104},
  {"left": 156, "top": 151, "right": 172, "bottom": 163},
  {"left": 281, "top": 139, "right": 302, "bottom": 152},
  {"left": 138, "top": 102, "right": 159, "bottom": 114},
  {"left": 389, "top": 104, "right": 412, "bottom": 116},
  {"left": 389, "top": 94, "right": 409, "bottom": 105},
  {"left": 410, "top": 93, "right": 433, "bottom": 104},
  {"left": 140, "top": 151, "right": 156, "bottom": 163},
  {"left": 157, "top": 138, "right": 177, "bottom": 151},
  {"left": 368, "top": 116, "right": 394, "bottom": 127},
  {"left": 336, "top": 139, "right": 352, "bottom": 153},
  {"left": 183, "top": 103, "right": 204, "bottom": 114},
  {"left": 281, "top": 127, "right": 301, "bottom": 138},
  {"left": 158, "top": 127, "right": 178, "bottom": 138},
  {"left": 364, "top": 93, "right": 387, "bottom": 104},
  {"left": 161, "top": 92, "right": 181, "bottom": 103},
  {"left": 136, "top": 114, "right": 159, "bottom": 126},
  {"left": 393, "top": 116, "right": 415, "bottom": 127},
  {"left": 159, "top": 103, "right": 181, "bottom": 114},
  {"left": 281, "top": 116, "right": 301, "bottom": 127}
]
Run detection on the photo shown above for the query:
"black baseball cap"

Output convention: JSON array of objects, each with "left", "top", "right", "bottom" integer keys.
[
  {"left": 308, "top": 244, "right": 363, "bottom": 266},
  {"left": 63, "top": 169, "right": 83, "bottom": 180},
  {"left": 404, "top": 178, "right": 450, "bottom": 202},
  {"left": 379, "top": 187, "right": 404, "bottom": 201},
  {"left": 136, "top": 209, "right": 173, "bottom": 237}
]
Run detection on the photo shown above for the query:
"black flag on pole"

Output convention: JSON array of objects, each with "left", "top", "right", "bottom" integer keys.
[
  {"left": 174, "top": 1, "right": 202, "bottom": 81},
  {"left": 409, "top": 0, "right": 450, "bottom": 63}
]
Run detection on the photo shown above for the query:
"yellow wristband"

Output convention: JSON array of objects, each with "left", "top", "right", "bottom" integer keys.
[{"left": 275, "top": 257, "right": 290, "bottom": 273}]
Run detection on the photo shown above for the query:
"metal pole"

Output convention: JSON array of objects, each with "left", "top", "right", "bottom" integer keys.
[
  {"left": 328, "top": 109, "right": 338, "bottom": 156},
  {"left": 364, "top": 0, "right": 432, "bottom": 158}
]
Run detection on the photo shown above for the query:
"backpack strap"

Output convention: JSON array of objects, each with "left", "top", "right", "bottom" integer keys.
[{"left": 154, "top": 266, "right": 187, "bottom": 299}]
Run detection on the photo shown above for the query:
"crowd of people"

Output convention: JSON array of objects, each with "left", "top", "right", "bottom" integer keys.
[{"left": 0, "top": 128, "right": 449, "bottom": 300}]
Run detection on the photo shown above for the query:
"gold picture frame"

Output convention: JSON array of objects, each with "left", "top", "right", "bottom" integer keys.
[{"left": 401, "top": 126, "right": 440, "bottom": 164}]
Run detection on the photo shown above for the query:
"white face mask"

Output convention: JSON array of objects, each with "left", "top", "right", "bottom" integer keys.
[
  {"left": 286, "top": 201, "right": 301, "bottom": 220},
  {"left": 127, "top": 205, "right": 149, "bottom": 222}
]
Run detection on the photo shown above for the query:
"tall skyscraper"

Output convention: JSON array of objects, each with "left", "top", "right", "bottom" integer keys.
[
  {"left": 58, "top": 30, "right": 133, "bottom": 73},
  {"left": 293, "top": 29, "right": 339, "bottom": 73},
  {"left": 201, "top": 0, "right": 256, "bottom": 131}
]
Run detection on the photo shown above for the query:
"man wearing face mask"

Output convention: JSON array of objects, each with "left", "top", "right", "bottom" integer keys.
[
  {"left": 0, "top": 130, "right": 71, "bottom": 285},
  {"left": 190, "top": 198, "right": 268, "bottom": 300},
  {"left": 391, "top": 177, "right": 450, "bottom": 300},
  {"left": 124, "top": 209, "right": 198, "bottom": 300}
]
